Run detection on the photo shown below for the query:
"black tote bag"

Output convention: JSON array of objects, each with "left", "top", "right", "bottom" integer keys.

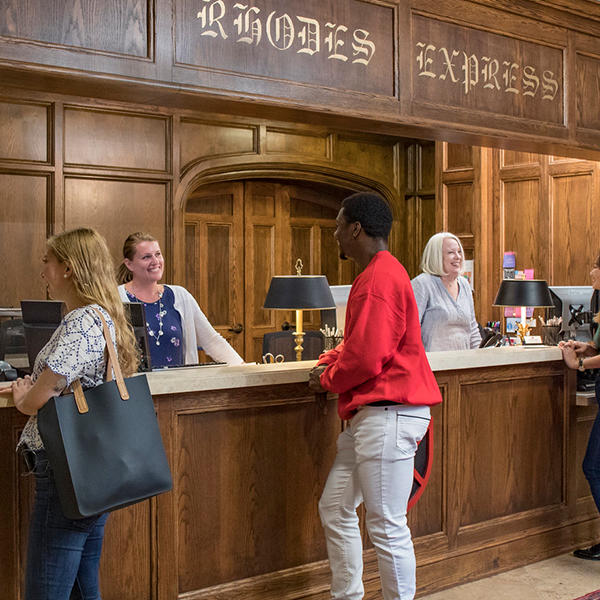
[{"left": 38, "top": 308, "right": 172, "bottom": 519}]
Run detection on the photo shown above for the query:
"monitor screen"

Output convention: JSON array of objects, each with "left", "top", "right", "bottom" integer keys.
[
  {"left": 548, "top": 286, "right": 594, "bottom": 341},
  {"left": 20, "top": 300, "right": 64, "bottom": 369}
]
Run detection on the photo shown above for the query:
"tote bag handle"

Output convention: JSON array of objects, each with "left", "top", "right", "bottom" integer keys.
[{"left": 72, "top": 307, "right": 129, "bottom": 414}]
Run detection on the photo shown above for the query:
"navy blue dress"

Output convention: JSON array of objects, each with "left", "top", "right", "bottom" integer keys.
[{"left": 126, "top": 286, "right": 184, "bottom": 368}]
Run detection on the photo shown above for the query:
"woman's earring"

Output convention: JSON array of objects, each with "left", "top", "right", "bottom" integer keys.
[{"left": 64, "top": 273, "right": 68, "bottom": 278}]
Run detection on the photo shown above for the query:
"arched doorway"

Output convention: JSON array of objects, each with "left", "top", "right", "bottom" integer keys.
[{"left": 183, "top": 178, "right": 359, "bottom": 362}]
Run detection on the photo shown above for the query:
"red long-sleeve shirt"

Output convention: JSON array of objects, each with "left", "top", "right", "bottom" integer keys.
[{"left": 318, "top": 251, "right": 442, "bottom": 420}]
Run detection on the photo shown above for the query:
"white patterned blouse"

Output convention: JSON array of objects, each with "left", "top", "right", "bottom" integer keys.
[{"left": 17, "top": 304, "right": 117, "bottom": 451}]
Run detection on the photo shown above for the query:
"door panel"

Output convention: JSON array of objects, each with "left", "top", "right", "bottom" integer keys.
[{"left": 184, "top": 182, "right": 244, "bottom": 358}]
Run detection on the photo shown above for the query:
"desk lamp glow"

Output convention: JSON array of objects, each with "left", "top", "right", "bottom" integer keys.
[
  {"left": 263, "top": 259, "right": 335, "bottom": 361},
  {"left": 493, "top": 279, "right": 554, "bottom": 344}
]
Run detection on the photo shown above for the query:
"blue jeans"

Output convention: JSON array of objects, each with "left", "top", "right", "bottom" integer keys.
[
  {"left": 24, "top": 450, "right": 109, "bottom": 600},
  {"left": 583, "top": 377, "right": 600, "bottom": 514}
]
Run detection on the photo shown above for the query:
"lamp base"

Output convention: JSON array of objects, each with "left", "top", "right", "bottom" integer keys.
[{"left": 293, "top": 331, "right": 304, "bottom": 361}]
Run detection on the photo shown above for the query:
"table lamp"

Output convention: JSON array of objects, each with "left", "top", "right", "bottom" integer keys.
[
  {"left": 264, "top": 259, "right": 335, "bottom": 360},
  {"left": 493, "top": 279, "right": 554, "bottom": 344}
]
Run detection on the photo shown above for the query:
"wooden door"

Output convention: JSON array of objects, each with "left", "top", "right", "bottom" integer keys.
[
  {"left": 185, "top": 180, "right": 356, "bottom": 363},
  {"left": 184, "top": 182, "right": 245, "bottom": 357}
]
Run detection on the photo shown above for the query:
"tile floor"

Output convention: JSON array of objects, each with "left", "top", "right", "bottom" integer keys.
[{"left": 419, "top": 553, "right": 600, "bottom": 600}]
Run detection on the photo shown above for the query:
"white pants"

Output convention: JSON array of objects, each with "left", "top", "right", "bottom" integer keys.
[{"left": 319, "top": 404, "right": 430, "bottom": 600}]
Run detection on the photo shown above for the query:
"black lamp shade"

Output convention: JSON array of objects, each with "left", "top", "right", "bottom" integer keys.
[
  {"left": 264, "top": 275, "right": 335, "bottom": 310},
  {"left": 493, "top": 279, "right": 554, "bottom": 307}
]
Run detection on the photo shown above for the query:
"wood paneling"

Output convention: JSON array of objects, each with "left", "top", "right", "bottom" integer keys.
[
  {"left": 576, "top": 53, "right": 600, "bottom": 132},
  {"left": 551, "top": 172, "right": 596, "bottom": 285},
  {"left": 176, "top": 394, "right": 338, "bottom": 591},
  {"left": 445, "top": 182, "right": 474, "bottom": 235},
  {"left": 0, "top": 173, "right": 48, "bottom": 306},
  {"left": 446, "top": 144, "right": 473, "bottom": 170},
  {"left": 502, "top": 150, "right": 538, "bottom": 166},
  {"left": 335, "top": 137, "right": 395, "bottom": 182},
  {"left": 180, "top": 120, "right": 257, "bottom": 172},
  {"left": 0, "top": 100, "right": 49, "bottom": 163},
  {"left": 64, "top": 178, "right": 168, "bottom": 268},
  {"left": 266, "top": 129, "right": 328, "bottom": 157},
  {"left": 0, "top": 0, "right": 150, "bottom": 57},
  {"left": 459, "top": 376, "right": 563, "bottom": 526},
  {"left": 502, "top": 179, "right": 545, "bottom": 278},
  {"left": 64, "top": 107, "right": 168, "bottom": 172}
]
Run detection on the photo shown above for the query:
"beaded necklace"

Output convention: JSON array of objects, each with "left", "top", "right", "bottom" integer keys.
[{"left": 129, "top": 284, "right": 166, "bottom": 346}]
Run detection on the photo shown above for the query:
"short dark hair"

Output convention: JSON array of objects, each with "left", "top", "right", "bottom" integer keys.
[{"left": 341, "top": 192, "right": 392, "bottom": 239}]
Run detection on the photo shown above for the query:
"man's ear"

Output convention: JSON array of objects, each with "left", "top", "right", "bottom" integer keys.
[{"left": 352, "top": 222, "right": 362, "bottom": 239}]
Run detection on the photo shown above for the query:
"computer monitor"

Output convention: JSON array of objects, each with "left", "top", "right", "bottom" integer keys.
[
  {"left": 20, "top": 300, "right": 152, "bottom": 372},
  {"left": 20, "top": 300, "right": 64, "bottom": 369},
  {"left": 548, "top": 286, "right": 594, "bottom": 341}
]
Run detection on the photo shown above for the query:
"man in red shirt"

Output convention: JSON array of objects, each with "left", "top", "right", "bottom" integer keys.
[{"left": 309, "top": 192, "right": 442, "bottom": 600}]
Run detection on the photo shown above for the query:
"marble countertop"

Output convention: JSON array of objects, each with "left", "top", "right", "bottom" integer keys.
[{"left": 0, "top": 345, "right": 564, "bottom": 406}]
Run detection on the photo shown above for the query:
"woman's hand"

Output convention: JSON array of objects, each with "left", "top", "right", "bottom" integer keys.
[
  {"left": 11, "top": 368, "right": 67, "bottom": 416},
  {"left": 12, "top": 376, "right": 34, "bottom": 414},
  {"left": 559, "top": 340, "right": 597, "bottom": 356},
  {"left": 560, "top": 345, "right": 579, "bottom": 370}
]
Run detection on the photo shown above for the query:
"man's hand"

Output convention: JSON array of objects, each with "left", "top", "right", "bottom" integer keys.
[{"left": 308, "top": 365, "right": 327, "bottom": 392}]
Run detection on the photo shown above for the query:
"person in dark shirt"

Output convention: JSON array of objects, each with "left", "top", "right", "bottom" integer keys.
[{"left": 309, "top": 192, "right": 442, "bottom": 600}]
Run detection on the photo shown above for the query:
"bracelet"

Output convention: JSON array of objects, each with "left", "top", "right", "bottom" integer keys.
[{"left": 578, "top": 357, "right": 586, "bottom": 371}]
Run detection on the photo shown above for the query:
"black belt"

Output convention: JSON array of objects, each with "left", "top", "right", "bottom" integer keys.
[{"left": 367, "top": 400, "right": 398, "bottom": 407}]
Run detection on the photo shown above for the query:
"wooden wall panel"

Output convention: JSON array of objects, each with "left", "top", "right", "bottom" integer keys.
[
  {"left": 0, "top": 174, "right": 48, "bottom": 306},
  {"left": 0, "top": 0, "right": 150, "bottom": 57},
  {"left": 458, "top": 375, "right": 563, "bottom": 526},
  {"left": 501, "top": 179, "right": 545, "bottom": 278},
  {"left": 64, "top": 108, "right": 168, "bottom": 172},
  {"left": 179, "top": 121, "right": 257, "bottom": 172},
  {"left": 100, "top": 503, "right": 153, "bottom": 600},
  {"left": 446, "top": 144, "right": 473, "bottom": 170},
  {"left": 502, "top": 151, "right": 538, "bottom": 167},
  {"left": 0, "top": 100, "right": 49, "bottom": 163},
  {"left": 551, "top": 172, "right": 596, "bottom": 285},
  {"left": 266, "top": 129, "right": 328, "bottom": 158},
  {"left": 335, "top": 138, "right": 395, "bottom": 184},
  {"left": 175, "top": 395, "right": 338, "bottom": 592},
  {"left": 445, "top": 183, "right": 474, "bottom": 235},
  {"left": 63, "top": 178, "right": 168, "bottom": 269},
  {"left": 576, "top": 54, "right": 600, "bottom": 132}
]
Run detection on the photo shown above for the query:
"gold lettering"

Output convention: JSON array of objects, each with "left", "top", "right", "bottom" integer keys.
[
  {"left": 502, "top": 61, "right": 519, "bottom": 94},
  {"left": 297, "top": 16, "right": 320, "bottom": 56},
  {"left": 196, "top": 0, "right": 228, "bottom": 40},
  {"left": 233, "top": 3, "right": 262, "bottom": 46},
  {"left": 522, "top": 65, "right": 540, "bottom": 97},
  {"left": 481, "top": 57, "right": 500, "bottom": 90},
  {"left": 416, "top": 42, "right": 436, "bottom": 78},
  {"left": 439, "top": 47, "right": 459, "bottom": 82},
  {"left": 541, "top": 70, "right": 559, "bottom": 101},
  {"left": 352, "top": 29, "right": 375, "bottom": 66},
  {"left": 325, "top": 23, "right": 348, "bottom": 62},
  {"left": 461, "top": 52, "right": 479, "bottom": 94},
  {"left": 266, "top": 11, "right": 294, "bottom": 50}
]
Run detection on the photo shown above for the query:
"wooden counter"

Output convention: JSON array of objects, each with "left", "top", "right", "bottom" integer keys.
[{"left": 1, "top": 348, "right": 597, "bottom": 599}]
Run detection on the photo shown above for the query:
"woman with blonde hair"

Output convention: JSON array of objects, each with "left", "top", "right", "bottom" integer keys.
[
  {"left": 560, "top": 252, "right": 600, "bottom": 560},
  {"left": 12, "top": 227, "right": 139, "bottom": 599},
  {"left": 411, "top": 232, "right": 481, "bottom": 351},
  {"left": 117, "top": 231, "right": 242, "bottom": 367}
]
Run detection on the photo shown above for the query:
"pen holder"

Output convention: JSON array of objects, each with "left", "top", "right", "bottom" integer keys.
[
  {"left": 541, "top": 325, "right": 561, "bottom": 346},
  {"left": 323, "top": 335, "right": 343, "bottom": 352}
]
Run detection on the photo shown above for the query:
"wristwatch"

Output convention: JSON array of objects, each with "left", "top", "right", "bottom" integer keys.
[{"left": 578, "top": 357, "right": 586, "bottom": 371}]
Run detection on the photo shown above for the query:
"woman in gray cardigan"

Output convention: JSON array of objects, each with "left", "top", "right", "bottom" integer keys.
[
  {"left": 117, "top": 232, "right": 243, "bottom": 367},
  {"left": 411, "top": 232, "right": 481, "bottom": 352}
]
